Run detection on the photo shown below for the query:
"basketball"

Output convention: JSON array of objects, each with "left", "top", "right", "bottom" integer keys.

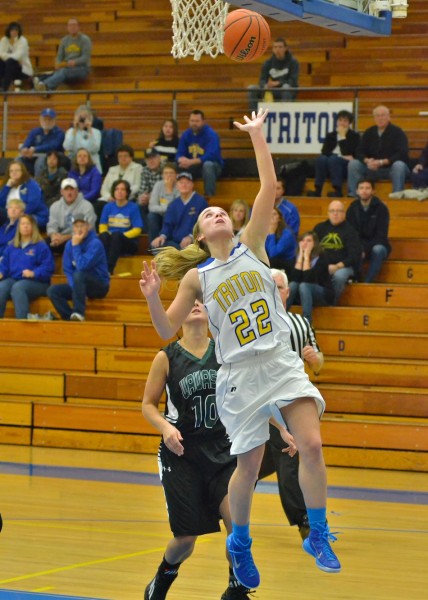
[{"left": 223, "top": 9, "right": 271, "bottom": 63}]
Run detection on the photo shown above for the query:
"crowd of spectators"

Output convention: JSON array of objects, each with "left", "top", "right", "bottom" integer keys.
[
  {"left": 0, "top": 106, "right": 391, "bottom": 323},
  {"left": 0, "top": 103, "right": 226, "bottom": 319},
  {"left": 0, "top": 24, "right": 414, "bottom": 323}
]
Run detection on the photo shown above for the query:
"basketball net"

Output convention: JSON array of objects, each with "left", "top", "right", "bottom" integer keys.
[{"left": 170, "top": 0, "right": 230, "bottom": 61}]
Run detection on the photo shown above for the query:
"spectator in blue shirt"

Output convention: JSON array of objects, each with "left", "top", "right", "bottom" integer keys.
[
  {"left": 18, "top": 108, "right": 65, "bottom": 177},
  {"left": 176, "top": 110, "right": 223, "bottom": 198},
  {"left": 68, "top": 147, "right": 102, "bottom": 203},
  {"left": 150, "top": 172, "right": 208, "bottom": 250},
  {"left": 99, "top": 180, "right": 143, "bottom": 274},
  {"left": 0, "top": 160, "right": 48, "bottom": 230},
  {"left": 47, "top": 213, "right": 109, "bottom": 321},
  {"left": 0, "top": 214, "right": 55, "bottom": 319},
  {"left": 274, "top": 178, "right": 300, "bottom": 237},
  {"left": 265, "top": 207, "right": 296, "bottom": 277},
  {"left": 0, "top": 199, "right": 25, "bottom": 258}
]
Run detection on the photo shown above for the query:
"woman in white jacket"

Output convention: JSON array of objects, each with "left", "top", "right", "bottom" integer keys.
[
  {"left": 0, "top": 22, "right": 33, "bottom": 91},
  {"left": 63, "top": 105, "right": 102, "bottom": 173}
]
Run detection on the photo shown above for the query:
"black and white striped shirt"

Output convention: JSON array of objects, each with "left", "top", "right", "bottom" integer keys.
[{"left": 287, "top": 311, "right": 321, "bottom": 358}]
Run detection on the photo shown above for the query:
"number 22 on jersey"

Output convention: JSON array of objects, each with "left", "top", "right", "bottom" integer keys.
[{"left": 229, "top": 299, "right": 272, "bottom": 346}]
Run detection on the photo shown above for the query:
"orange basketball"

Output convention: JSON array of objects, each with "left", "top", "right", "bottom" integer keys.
[{"left": 223, "top": 9, "right": 271, "bottom": 63}]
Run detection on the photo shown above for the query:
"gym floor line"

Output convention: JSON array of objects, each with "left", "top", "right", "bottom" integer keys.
[{"left": 0, "top": 460, "right": 427, "bottom": 505}]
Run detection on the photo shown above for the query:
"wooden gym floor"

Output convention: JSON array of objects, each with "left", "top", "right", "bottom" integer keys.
[{"left": 1, "top": 446, "right": 427, "bottom": 600}]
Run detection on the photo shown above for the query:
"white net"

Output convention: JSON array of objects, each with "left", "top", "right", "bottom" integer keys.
[{"left": 170, "top": 0, "right": 230, "bottom": 61}]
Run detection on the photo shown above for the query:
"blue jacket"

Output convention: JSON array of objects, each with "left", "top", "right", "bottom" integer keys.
[
  {"left": 22, "top": 126, "right": 65, "bottom": 153},
  {"left": 276, "top": 198, "right": 300, "bottom": 237},
  {"left": 68, "top": 166, "right": 102, "bottom": 203},
  {"left": 266, "top": 229, "right": 296, "bottom": 262},
  {"left": 0, "top": 240, "right": 54, "bottom": 282},
  {"left": 0, "top": 179, "right": 49, "bottom": 228},
  {"left": 0, "top": 220, "right": 18, "bottom": 257},
  {"left": 160, "top": 193, "right": 208, "bottom": 243},
  {"left": 176, "top": 125, "right": 223, "bottom": 166},
  {"left": 62, "top": 230, "right": 110, "bottom": 288}
]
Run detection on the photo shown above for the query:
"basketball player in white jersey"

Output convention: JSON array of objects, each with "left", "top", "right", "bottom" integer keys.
[{"left": 140, "top": 108, "right": 341, "bottom": 590}]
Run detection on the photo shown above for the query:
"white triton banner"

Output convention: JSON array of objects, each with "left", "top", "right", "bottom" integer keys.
[{"left": 262, "top": 101, "right": 354, "bottom": 154}]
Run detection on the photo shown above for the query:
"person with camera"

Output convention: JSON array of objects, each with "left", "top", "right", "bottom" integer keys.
[{"left": 63, "top": 105, "right": 101, "bottom": 173}]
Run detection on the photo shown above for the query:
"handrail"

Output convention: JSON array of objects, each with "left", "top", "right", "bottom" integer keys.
[{"left": 2, "top": 84, "right": 428, "bottom": 156}]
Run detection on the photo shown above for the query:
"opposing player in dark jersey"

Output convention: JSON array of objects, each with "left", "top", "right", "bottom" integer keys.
[
  {"left": 142, "top": 301, "right": 252, "bottom": 600},
  {"left": 258, "top": 268, "right": 325, "bottom": 540}
]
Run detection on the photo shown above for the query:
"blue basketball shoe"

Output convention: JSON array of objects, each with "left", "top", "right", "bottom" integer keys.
[
  {"left": 303, "top": 525, "right": 341, "bottom": 573},
  {"left": 226, "top": 534, "right": 260, "bottom": 589}
]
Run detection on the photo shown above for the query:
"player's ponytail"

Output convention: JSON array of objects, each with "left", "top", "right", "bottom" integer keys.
[{"left": 155, "top": 221, "right": 210, "bottom": 280}]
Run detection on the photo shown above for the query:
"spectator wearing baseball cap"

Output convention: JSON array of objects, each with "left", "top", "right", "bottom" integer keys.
[
  {"left": 47, "top": 211, "right": 109, "bottom": 322},
  {"left": 46, "top": 178, "right": 96, "bottom": 254},
  {"left": 18, "top": 108, "right": 65, "bottom": 177},
  {"left": 151, "top": 170, "right": 208, "bottom": 250},
  {"left": 137, "top": 148, "right": 163, "bottom": 227}
]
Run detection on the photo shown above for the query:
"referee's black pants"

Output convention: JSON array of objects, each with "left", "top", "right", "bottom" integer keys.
[{"left": 258, "top": 424, "right": 307, "bottom": 527}]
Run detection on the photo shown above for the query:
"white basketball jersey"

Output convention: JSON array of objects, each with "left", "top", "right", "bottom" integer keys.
[{"left": 198, "top": 243, "right": 291, "bottom": 364}]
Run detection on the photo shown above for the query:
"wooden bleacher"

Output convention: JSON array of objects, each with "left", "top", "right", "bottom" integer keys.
[
  {"left": 1, "top": 192, "right": 427, "bottom": 472},
  {"left": 1, "top": 0, "right": 428, "bottom": 471},
  {"left": 2, "top": 0, "right": 428, "bottom": 158}
]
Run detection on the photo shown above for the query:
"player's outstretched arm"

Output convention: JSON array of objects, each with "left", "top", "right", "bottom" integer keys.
[
  {"left": 140, "top": 260, "right": 174, "bottom": 338},
  {"left": 236, "top": 108, "right": 276, "bottom": 256},
  {"left": 140, "top": 261, "right": 200, "bottom": 339}
]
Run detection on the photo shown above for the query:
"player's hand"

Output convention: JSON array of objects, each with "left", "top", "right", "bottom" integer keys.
[
  {"left": 280, "top": 429, "right": 298, "bottom": 457},
  {"left": 139, "top": 260, "right": 161, "bottom": 298},
  {"left": 162, "top": 424, "right": 184, "bottom": 456},
  {"left": 234, "top": 107, "right": 269, "bottom": 133}
]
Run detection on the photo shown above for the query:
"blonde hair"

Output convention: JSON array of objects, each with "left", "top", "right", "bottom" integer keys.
[
  {"left": 13, "top": 215, "right": 44, "bottom": 247},
  {"left": 155, "top": 221, "right": 210, "bottom": 280},
  {"left": 229, "top": 199, "right": 250, "bottom": 228},
  {"left": 7, "top": 199, "right": 25, "bottom": 211}
]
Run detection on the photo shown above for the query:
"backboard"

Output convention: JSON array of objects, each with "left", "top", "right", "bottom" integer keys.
[{"left": 226, "top": 0, "right": 395, "bottom": 36}]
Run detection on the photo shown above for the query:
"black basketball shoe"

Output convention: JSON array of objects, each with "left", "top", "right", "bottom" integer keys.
[{"left": 144, "top": 570, "right": 177, "bottom": 600}]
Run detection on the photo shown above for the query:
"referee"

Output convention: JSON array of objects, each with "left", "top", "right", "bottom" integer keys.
[{"left": 258, "top": 268, "right": 324, "bottom": 540}]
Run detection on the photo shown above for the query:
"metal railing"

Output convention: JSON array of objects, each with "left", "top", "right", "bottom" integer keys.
[{"left": 2, "top": 84, "right": 428, "bottom": 156}]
